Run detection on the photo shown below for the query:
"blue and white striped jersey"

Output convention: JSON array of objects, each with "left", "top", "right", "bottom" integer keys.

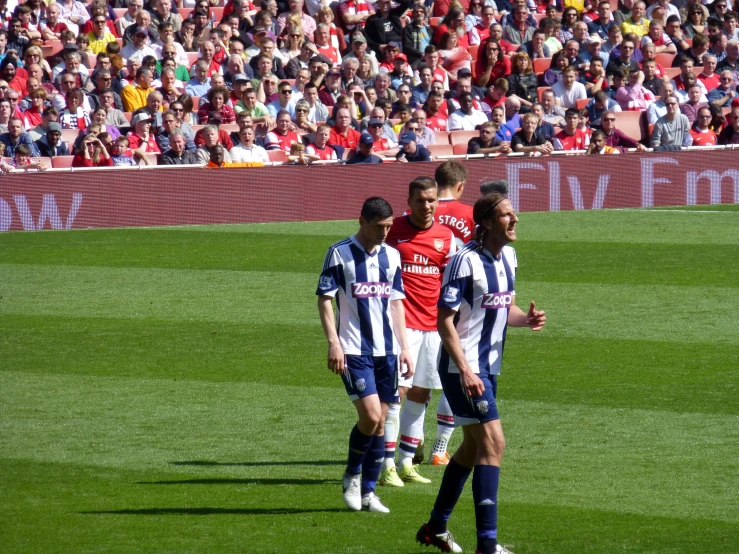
[
  {"left": 317, "top": 236, "right": 406, "bottom": 356},
  {"left": 437, "top": 243, "right": 517, "bottom": 375}
]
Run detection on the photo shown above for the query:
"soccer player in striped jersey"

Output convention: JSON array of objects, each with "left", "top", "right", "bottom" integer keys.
[
  {"left": 380, "top": 177, "right": 456, "bottom": 489},
  {"left": 317, "top": 197, "right": 415, "bottom": 514},
  {"left": 416, "top": 193, "right": 547, "bottom": 554}
]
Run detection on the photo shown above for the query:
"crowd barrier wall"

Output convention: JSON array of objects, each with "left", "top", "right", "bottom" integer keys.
[{"left": 1, "top": 150, "right": 738, "bottom": 232}]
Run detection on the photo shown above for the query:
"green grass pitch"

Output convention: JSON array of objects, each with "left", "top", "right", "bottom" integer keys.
[{"left": 1, "top": 206, "right": 738, "bottom": 554}]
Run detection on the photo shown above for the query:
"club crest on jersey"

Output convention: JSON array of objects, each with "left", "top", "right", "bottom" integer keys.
[
  {"left": 434, "top": 239, "right": 445, "bottom": 252},
  {"left": 481, "top": 291, "right": 512, "bottom": 309},
  {"left": 351, "top": 282, "right": 392, "bottom": 298},
  {"left": 356, "top": 379, "right": 366, "bottom": 392},
  {"left": 442, "top": 286, "right": 459, "bottom": 303},
  {"left": 476, "top": 400, "right": 489, "bottom": 414}
]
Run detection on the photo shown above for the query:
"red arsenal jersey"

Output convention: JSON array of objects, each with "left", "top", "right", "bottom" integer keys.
[
  {"left": 386, "top": 215, "right": 455, "bottom": 331},
  {"left": 435, "top": 198, "right": 475, "bottom": 244}
]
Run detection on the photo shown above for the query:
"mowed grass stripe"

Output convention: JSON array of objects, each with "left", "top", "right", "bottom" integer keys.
[
  {"left": 2, "top": 314, "right": 737, "bottom": 415},
  {"left": 2, "top": 371, "right": 738, "bottom": 525},
  {"left": 0, "top": 229, "right": 338, "bottom": 274},
  {"left": 3, "top": 460, "right": 736, "bottom": 554},
  {"left": 3, "top": 227, "right": 739, "bottom": 287},
  {"left": 2, "top": 264, "right": 738, "bottom": 344},
  {"left": 518, "top": 209, "right": 739, "bottom": 245}
]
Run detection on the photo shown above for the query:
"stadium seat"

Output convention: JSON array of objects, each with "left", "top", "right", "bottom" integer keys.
[
  {"left": 448, "top": 130, "right": 478, "bottom": 146},
  {"left": 469, "top": 45, "right": 479, "bottom": 61},
  {"left": 655, "top": 53, "right": 676, "bottom": 68},
  {"left": 533, "top": 58, "right": 551, "bottom": 74},
  {"left": 435, "top": 130, "right": 450, "bottom": 144},
  {"left": 452, "top": 143, "right": 469, "bottom": 155},
  {"left": 61, "top": 129, "right": 80, "bottom": 146},
  {"left": 533, "top": 13, "right": 546, "bottom": 23},
  {"left": 211, "top": 7, "right": 225, "bottom": 23},
  {"left": 537, "top": 86, "right": 551, "bottom": 102},
  {"left": 123, "top": 112, "right": 132, "bottom": 123},
  {"left": 51, "top": 156, "right": 75, "bottom": 169},
  {"left": 220, "top": 124, "right": 239, "bottom": 134},
  {"left": 267, "top": 150, "right": 288, "bottom": 163},
  {"left": 31, "top": 157, "right": 52, "bottom": 169},
  {"left": 576, "top": 98, "right": 590, "bottom": 110},
  {"left": 187, "top": 52, "right": 200, "bottom": 67},
  {"left": 429, "top": 17, "right": 441, "bottom": 27},
  {"left": 613, "top": 111, "right": 643, "bottom": 143},
  {"left": 179, "top": 8, "right": 193, "bottom": 20},
  {"left": 663, "top": 67, "right": 681, "bottom": 80},
  {"left": 113, "top": 8, "right": 127, "bottom": 17},
  {"left": 42, "top": 40, "right": 63, "bottom": 59},
  {"left": 685, "top": 38, "right": 693, "bottom": 47},
  {"left": 427, "top": 144, "right": 454, "bottom": 158},
  {"left": 86, "top": 54, "right": 97, "bottom": 70}
]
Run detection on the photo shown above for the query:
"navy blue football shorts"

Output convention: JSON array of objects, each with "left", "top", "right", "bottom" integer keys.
[
  {"left": 441, "top": 370, "right": 500, "bottom": 426},
  {"left": 342, "top": 355, "right": 400, "bottom": 403}
]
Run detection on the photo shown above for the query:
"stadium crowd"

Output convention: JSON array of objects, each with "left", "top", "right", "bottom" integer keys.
[{"left": 1, "top": 0, "right": 739, "bottom": 171}]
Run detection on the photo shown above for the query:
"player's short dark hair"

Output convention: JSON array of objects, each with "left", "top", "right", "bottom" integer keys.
[
  {"left": 480, "top": 180, "right": 509, "bottom": 196},
  {"left": 435, "top": 160, "right": 468, "bottom": 189},
  {"left": 361, "top": 197, "right": 394, "bottom": 221},
  {"left": 408, "top": 176, "right": 437, "bottom": 198}
]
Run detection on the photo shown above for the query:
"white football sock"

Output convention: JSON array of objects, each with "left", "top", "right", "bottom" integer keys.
[
  {"left": 382, "top": 402, "right": 400, "bottom": 471},
  {"left": 432, "top": 393, "right": 455, "bottom": 455},
  {"left": 398, "top": 399, "right": 426, "bottom": 467}
]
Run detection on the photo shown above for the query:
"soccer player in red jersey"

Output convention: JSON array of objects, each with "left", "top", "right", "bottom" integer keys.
[
  {"left": 434, "top": 161, "right": 475, "bottom": 246},
  {"left": 380, "top": 176, "right": 457, "bottom": 487}
]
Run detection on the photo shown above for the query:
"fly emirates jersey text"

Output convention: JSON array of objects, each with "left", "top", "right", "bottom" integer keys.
[{"left": 386, "top": 215, "right": 455, "bottom": 331}]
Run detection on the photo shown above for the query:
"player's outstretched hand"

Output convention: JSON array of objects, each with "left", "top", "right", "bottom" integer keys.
[
  {"left": 526, "top": 301, "right": 546, "bottom": 331},
  {"left": 461, "top": 370, "right": 485, "bottom": 398},
  {"left": 327, "top": 343, "right": 345, "bottom": 375},
  {"left": 399, "top": 348, "right": 414, "bottom": 379}
]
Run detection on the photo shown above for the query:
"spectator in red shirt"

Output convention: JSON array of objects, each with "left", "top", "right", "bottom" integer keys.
[
  {"left": 21, "top": 88, "right": 46, "bottom": 130},
  {"left": 198, "top": 86, "right": 237, "bottom": 124},
  {"left": 690, "top": 106, "right": 718, "bottom": 145},
  {"left": 697, "top": 54, "right": 721, "bottom": 90},
  {"left": 475, "top": 39, "right": 513, "bottom": 87},
  {"left": 366, "top": 116, "right": 396, "bottom": 153},
  {"left": 423, "top": 91, "right": 449, "bottom": 131},
  {"left": 328, "top": 107, "right": 361, "bottom": 149},
  {"left": 305, "top": 123, "right": 339, "bottom": 161},
  {"left": 264, "top": 109, "right": 300, "bottom": 151},
  {"left": 71, "top": 135, "right": 114, "bottom": 167},
  {"left": 553, "top": 108, "right": 592, "bottom": 150},
  {"left": 127, "top": 112, "right": 161, "bottom": 154}
]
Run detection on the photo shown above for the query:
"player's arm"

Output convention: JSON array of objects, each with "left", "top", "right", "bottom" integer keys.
[
  {"left": 390, "top": 299, "right": 414, "bottom": 378},
  {"left": 438, "top": 307, "right": 485, "bottom": 397},
  {"left": 507, "top": 297, "right": 546, "bottom": 331},
  {"left": 317, "top": 295, "right": 346, "bottom": 374}
]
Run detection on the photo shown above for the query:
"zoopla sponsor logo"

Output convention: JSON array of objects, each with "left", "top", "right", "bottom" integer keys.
[
  {"left": 351, "top": 282, "right": 392, "bottom": 298},
  {"left": 481, "top": 291, "right": 512, "bottom": 309}
]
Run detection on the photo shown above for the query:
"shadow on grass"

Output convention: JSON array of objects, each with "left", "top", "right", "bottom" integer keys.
[
  {"left": 170, "top": 460, "right": 345, "bottom": 467},
  {"left": 82, "top": 507, "right": 346, "bottom": 516},
  {"left": 139, "top": 478, "right": 341, "bottom": 485}
]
